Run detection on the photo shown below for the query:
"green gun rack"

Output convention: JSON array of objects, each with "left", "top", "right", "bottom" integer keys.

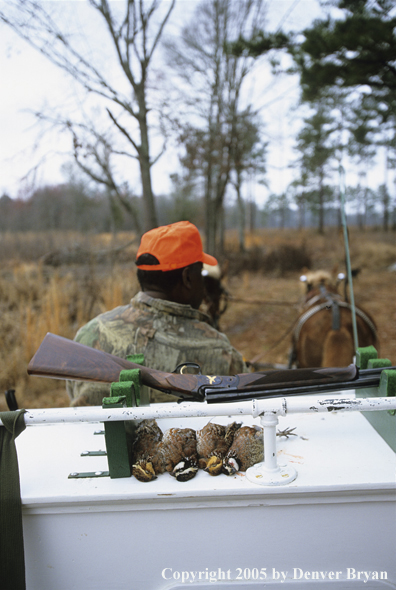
[
  {"left": 102, "top": 395, "right": 131, "bottom": 478},
  {"left": 355, "top": 346, "right": 396, "bottom": 452},
  {"left": 103, "top": 353, "right": 147, "bottom": 479}
]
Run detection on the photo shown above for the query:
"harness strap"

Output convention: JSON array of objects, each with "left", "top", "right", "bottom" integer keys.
[
  {"left": 302, "top": 292, "right": 342, "bottom": 309},
  {"left": 293, "top": 301, "right": 377, "bottom": 343},
  {"left": 293, "top": 303, "right": 329, "bottom": 342},
  {"left": 331, "top": 300, "right": 341, "bottom": 331},
  {"left": 338, "top": 302, "right": 377, "bottom": 340}
]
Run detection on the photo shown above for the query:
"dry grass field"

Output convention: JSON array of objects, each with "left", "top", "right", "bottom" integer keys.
[{"left": 0, "top": 227, "right": 394, "bottom": 412}]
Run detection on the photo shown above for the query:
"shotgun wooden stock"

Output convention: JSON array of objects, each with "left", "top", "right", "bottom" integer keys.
[{"left": 27, "top": 333, "right": 360, "bottom": 402}]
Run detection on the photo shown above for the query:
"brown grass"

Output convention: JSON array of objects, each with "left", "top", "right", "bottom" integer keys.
[{"left": 0, "top": 227, "right": 395, "bottom": 411}]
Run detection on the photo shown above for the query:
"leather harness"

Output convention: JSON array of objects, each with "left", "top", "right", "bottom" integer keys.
[{"left": 289, "top": 287, "right": 377, "bottom": 368}]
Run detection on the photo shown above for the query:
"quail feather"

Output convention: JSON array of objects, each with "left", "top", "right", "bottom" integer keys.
[
  {"left": 156, "top": 427, "right": 199, "bottom": 482},
  {"left": 131, "top": 419, "right": 163, "bottom": 482},
  {"left": 196, "top": 421, "right": 241, "bottom": 476},
  {"left": 222, "top": 425, "right": 264, "bottom": 475}
]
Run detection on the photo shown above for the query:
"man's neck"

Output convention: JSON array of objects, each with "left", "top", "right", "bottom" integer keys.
[{"left": 142, "top": 288, "right": 169, "bottom": 301}]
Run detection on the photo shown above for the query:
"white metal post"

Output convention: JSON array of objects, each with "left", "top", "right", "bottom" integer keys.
[{"left": 246, "top": 412, "right": 297, "bottom": 486}]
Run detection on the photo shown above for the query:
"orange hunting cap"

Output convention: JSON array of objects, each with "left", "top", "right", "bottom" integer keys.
[{"left": 136, "top": 221, "right": 218, "bottom": 271}]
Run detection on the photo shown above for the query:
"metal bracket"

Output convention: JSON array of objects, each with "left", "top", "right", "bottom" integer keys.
[
  {"left": 68, "top": 471, "right": 109, "bottom": 479},
  {"left": 102, "top": 396, "right": 132, "bottom": 479}
]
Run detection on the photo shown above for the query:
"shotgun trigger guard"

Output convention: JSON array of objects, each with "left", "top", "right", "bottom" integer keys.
[{"left": 173, "top": 362, "right": 202, "bottom": 375}]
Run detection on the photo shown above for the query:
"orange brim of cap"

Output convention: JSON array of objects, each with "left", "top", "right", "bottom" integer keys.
[{"left": 202, "top": 252, "right": 218, "bottom": 266}]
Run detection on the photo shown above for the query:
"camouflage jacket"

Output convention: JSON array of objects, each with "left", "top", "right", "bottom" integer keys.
[{"left": 67, "top": 291, "right": 247, "bottom": 405}]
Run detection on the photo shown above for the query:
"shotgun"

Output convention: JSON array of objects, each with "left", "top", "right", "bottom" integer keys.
[{"left": 27, "top": 333, "right": 391, "bottom": 403}]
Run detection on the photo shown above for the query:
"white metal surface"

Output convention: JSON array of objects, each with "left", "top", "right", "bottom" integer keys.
[
  {"left": 5, "top": 394, "right": 396, "bottom": 426},
  {"left": 16, "top": 400, "right": 396, "bottom": 590}
]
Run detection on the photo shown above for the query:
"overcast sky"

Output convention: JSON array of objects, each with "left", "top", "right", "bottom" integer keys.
[{"left": 0, "top": 0, "right": 387, "bottom": 206}]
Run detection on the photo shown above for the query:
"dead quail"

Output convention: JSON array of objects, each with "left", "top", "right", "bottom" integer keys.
[
  {"left": 222, "top": 425, "right": 264, "bottom": 475},
  {"left": 131, "top": 419, "right": 163, "bottom": 482},
  {"left": 156, "top": 428, "right": 199, "bottom": 482},
  {"left": 196, "top": 421, "right": 241, "bottom": 476}
]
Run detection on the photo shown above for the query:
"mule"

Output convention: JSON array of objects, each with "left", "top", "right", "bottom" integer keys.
[
  {"left": 201, "top": 262, "right": 229, "bottom": 330},
  {"left": 289, "top": 269, "right": 378, "bottom": 368}
]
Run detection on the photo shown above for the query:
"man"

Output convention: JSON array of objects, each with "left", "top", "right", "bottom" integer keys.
[{"left": 67, "top": 221, "right": 247, "bottom": 406}]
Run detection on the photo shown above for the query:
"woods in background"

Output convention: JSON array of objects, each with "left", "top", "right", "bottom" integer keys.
[{"left": 0, "top": 0, "right": 395, "bottom": 248}]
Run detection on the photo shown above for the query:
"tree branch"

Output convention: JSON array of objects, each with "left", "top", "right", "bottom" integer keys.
[{"left": 106, "top": 108, "right": 140, "bottom": 153}]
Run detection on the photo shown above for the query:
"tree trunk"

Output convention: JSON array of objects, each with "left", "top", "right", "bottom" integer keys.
[
  {"left": 206, "top": 203, "right": 217, "bottom": 255},
  {"left": 205, "top": 173, "right": 217, "bottom": 255},
  {"left": 235, "top": 171, "right": 245, "bottom": 252},
  {"left": 383, "top": 197, "right": 389, "bottom": 231},
  {"left": 136, "top": 86, "right": 158, "bottom": 232},
  {"left": 218, "top": 205, "right": 225, "bottom": 257},
  {"left": 336, "top": 190, "right": 342, "bottom": 230},
  {"left": 298, "top": 196, "right": 306, "bottom": 230},
  {"left": 139, "top": 156, "right": 157, "bottom": 232},
  {"left": 383, "top": 149, "right": 389, "bottom": 232},
  {"left": 318, "top": 168, "right": 325, "bottom": 234}
]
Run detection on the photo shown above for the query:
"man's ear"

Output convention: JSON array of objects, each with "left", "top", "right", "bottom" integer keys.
[{"left": 181, "top": 266, "right": 193, "bottom": 290}]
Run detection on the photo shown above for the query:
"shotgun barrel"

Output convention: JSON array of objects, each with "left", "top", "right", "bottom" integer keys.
[
  {"left": 27, "top": 333, "right": 377, "bottom": 403},
  {"left": 205, "top": 369, "right": 394, "bottom": 403}
]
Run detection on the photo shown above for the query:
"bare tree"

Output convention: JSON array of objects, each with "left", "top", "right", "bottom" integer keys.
[
  {"left": 165, "top": 0, "right": 266, "bottom": 256},
  {"left": 68, "top": 120, "right": 143, "bottom": 234},
  {"left": 230, "top": 108, "right": 267, "bottom": 251},
  {"left": 0, "top": 0, "right": 176, "bottom": 231}
]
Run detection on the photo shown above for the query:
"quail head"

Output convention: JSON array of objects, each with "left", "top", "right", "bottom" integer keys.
[
  {"left": 196, "top": 421, "right": 241, "bottom": 475},
  {"left": 131, "top": 419, "right": 163, "bottom": 482},
  {"left": 132, "top": 458, "right": 157, "bottom": 483},
  {"left": 204, "top": 452, "right": 224, "bottom": 476},
  {"left": 156, "top": 427, "right": 199, "bottom": 482},
  {"left": 222, "top": 425, "right": 264, "bottom": 475}
]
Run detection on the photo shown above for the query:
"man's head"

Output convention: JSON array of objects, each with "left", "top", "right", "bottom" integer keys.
[{"left": 136, "top": 221, "right": 218, "bottom": 310}]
